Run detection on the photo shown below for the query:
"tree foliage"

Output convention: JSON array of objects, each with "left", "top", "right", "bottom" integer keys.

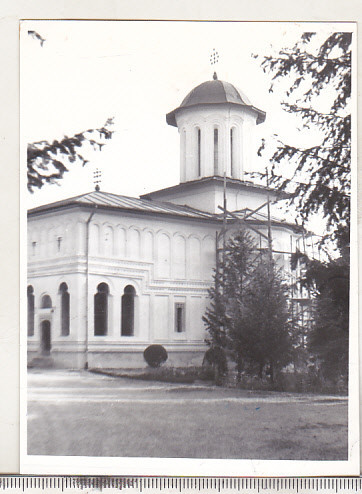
[
  {"left": 256, "top": 32, "right": 352, "bottom": 383},
  {"left": 203, "top": 229, "right": 292, "bottom": 382},
  {"left": 27, "top": 118, "right": 114, "bottom": 192},
  {"left": 256, "top": 32, "right": 352, "bottom": 239},
  {"left": 292, "top": 245, "right": 349, "bottom": 381}
]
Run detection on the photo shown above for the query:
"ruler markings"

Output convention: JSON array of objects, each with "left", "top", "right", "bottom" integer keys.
[{"left": 1, "top": 477, "right": 362, "bottom": 491}]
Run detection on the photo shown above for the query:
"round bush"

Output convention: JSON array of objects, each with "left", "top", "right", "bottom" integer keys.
[{"left": 143, "top": 344, "right": 168, "bottom": 368}]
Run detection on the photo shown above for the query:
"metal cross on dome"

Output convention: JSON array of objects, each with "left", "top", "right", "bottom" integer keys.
[
  {"left": 93, "top": 168, "right": 102, "bottom": 191},
  {"left": 210, "top": 48, "right": 219, "bottom": 66}
]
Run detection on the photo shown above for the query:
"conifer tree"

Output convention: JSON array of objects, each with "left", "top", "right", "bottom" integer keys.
[
  {"left": 256, "top": 32, "right": 351, "bottom": 239},
  {"left": 257, "top": 32, "right": 352, "bottom": 381},
  {"left": 203, "top": 229, "right": 292, "bottom": 382}
]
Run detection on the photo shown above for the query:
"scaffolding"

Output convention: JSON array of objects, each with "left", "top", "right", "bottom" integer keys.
[{"left": 215, "top": 171, "right": 315, "bottom": 343}]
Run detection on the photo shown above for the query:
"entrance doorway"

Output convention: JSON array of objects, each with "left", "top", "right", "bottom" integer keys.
[{"left": 41, "top": 320, "right": 51, "bottom": 354}]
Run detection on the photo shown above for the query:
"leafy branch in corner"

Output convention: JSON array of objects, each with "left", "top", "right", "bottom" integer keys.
[
  {"left": 254, "top": 32, "right": 352, "bottom": 242},
  {"left": 27, "top": 118, "right": 114, "bottom": 192}
]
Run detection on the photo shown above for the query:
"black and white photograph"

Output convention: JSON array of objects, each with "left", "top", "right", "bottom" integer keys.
[{"left": 20, "top": 20, "right": 359, "bottom": 476}]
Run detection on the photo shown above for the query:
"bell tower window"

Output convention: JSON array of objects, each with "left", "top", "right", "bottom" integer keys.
[
  {"left": 230, "top": 127, "right": 235, "bottom": 178},
  {"left": 213, "top": 128, "right": 219, "bottom": 175},
  {"left": 197, "top": 128, "right": 201, "bottom": 177}
]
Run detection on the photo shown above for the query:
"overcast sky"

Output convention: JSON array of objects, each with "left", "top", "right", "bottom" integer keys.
[{"left": 21, "top": 20, "right": 351, "bottom": 234}]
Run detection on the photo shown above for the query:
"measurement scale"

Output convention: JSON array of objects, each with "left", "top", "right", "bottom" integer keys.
[{"left": 0, "top": 477, "right": 362, "bottom": 493}]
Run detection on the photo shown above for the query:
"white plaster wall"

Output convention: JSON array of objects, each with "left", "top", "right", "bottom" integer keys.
[
  {"left": 28, "top": 205, "right": 306, "bottom": 368},
  {"left": 28, "top": 208, "right": 219, "bottom": 367},
  {"left": 175, "top": 104, "right": 258, "bottom": 183},
  {"left": 149, "top": 181, "right": 279, "bottom": 215}
]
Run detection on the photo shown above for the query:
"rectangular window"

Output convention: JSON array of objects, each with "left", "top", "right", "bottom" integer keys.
[
  {"left": 32, "top": 241, "right": 37, "bottom": 256},
  {"left": 175, "top": 303, "right": 185, "bottom": 333},
  {"left": 57, "top": 237, "right": 62, "bottom": 252}
]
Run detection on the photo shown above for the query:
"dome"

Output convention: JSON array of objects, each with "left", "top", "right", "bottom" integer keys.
[{"left": 166, "top": 73, "right": 266, "bottom": 127}]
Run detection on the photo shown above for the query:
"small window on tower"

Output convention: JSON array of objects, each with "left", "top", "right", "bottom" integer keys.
[
  {"left": 175, "top": 303, "right": 185, "bottom": 333},
  {"left": 230, "top": 127, "right": 235, "bottom": 177},
  {"left": 197, "top": 128, "right": 201, "bottom": 176},
  {"left": 214, "top": 128, "right": 219, "bottom": 175},
  {"left": 32, "top": 241, "right": 37, "bottom": 256}
]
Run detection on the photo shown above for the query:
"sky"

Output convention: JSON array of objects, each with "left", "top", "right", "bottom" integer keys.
[{"left": 21, "top": 20, "right": 353, "bottom": 236}]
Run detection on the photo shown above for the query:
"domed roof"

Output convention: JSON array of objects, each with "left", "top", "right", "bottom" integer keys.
[{"left": 166, "top": 73, "right": 266, "bottom": 127}]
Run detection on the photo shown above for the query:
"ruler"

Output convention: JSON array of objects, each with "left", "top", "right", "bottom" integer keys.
[{"left": 0, "top": 477, "right": 362, "bottom": 493}]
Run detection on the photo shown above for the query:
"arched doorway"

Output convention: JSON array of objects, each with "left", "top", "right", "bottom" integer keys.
[{"left": 41, "top": 320, "right": 51, "bottom": 354}]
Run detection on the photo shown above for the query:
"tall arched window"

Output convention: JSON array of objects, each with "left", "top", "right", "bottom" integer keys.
[
  {"left": 41, "top": 294, "right": 52, "bottom": 309},
  {"left": 59, "top": 282, "right": 70, "bottom": 336},
  {"left": 197, "top": 128, "right": 201, "bottom": 176},
  {"left": 121, "top": 285, "right": 136, "bottom": 336},
  {"left": 27, "top": 285, "right": 34, "bottom": 336},
  {"left": 214, "top": 128, "right": 219, "bottom": 175},
  {"left": 230, "top": 127, "right": 236, "bottom": 177},
  {"left": 94, "top": 283, "right": 109, "bottom": 336}
]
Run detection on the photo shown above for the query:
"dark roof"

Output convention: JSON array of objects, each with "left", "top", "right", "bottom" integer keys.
[
  {"left": 28, "top": 190, "right": 218, "bottom": 221},
  {"left": 28, "top": 189, "right": 300, "bottom": 232},
  {"left": 166, "top": 77, "right": 266, "bottom": 127},
  {"left": 141, "top": 176, "right": 288, "bottom": 200}
]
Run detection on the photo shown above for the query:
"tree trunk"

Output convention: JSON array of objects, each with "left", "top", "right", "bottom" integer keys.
[
  {"left": 237, "top": 357, "right": 243, "bottom": 382},
  {"left": 270, "top": 362, "right": 274, "bottom": 383},
  {"left": 258, "top": 362, "right": 264, "bottom": 379}
]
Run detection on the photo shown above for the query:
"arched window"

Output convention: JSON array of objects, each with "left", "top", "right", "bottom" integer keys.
[
  {"left": 214, "top": 128, "right": 219, "bottom": 175},
  {"left": 27, "top": 285, "right": 34, "bottom": 336},
  {"left": 121, "top": 285, "right": 136, "bottom": 336},
  {"left": 230, "top": 127, "right": 236, "bottom": 177},
  {"left": 181, "top": 129, "right": 186, "bottom": 179},
  {"left": 41, "top": 294, "right": 52, "bottom": 309},
  {"left": 94, "top": 283, "right": 109, "bottom": 336},
  {"left": 59, "top": 283, "right": 70, "bottom": 336},
  {"left": 197, "top": 128, "right": 201, "bottom": 176}
]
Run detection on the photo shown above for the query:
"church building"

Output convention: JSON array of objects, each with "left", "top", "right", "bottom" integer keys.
[{"left": 27, "top": 73, "right": 309, "bottom": 369}]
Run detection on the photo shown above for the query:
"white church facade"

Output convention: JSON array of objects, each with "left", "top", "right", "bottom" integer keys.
[{"left": 27, "top": 73, "right": 309, "bottom": 369}]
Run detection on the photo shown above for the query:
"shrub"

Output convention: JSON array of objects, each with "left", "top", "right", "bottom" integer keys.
[{"left": 143, "top": 344, "right": 168, "bottom": 368}]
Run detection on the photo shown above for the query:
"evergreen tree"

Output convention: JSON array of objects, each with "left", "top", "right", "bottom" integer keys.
[
  {"left": 203, "top": 229, "right": 292, "bottom": 383},
  {"left": 229, "top": 258, "right": 292, "bottom": 382},
  {"left": 292, "top": 241, "right": 349, "bottom": 382},
  {"left": 256, "top": 32, "right": 352, "bottom": 381},
  {"left": 256, "top": 32, "right": 351, "bottom": 239}
]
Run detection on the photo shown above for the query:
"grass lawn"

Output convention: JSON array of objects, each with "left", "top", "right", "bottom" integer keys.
[{"left": 28, "top": 378, "right": 347, "bottom": 460}]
